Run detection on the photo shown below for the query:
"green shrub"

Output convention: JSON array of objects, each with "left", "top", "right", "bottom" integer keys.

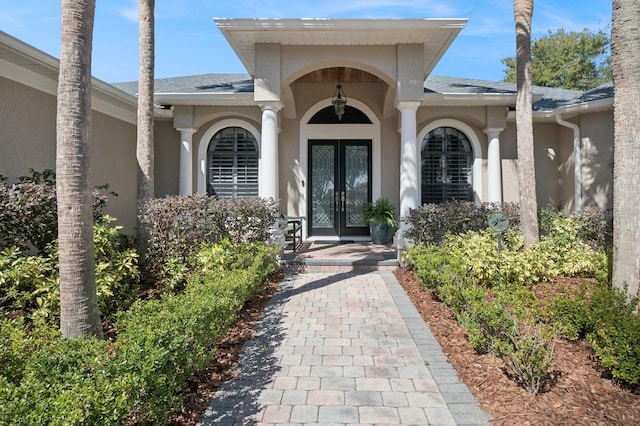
[
  {"left": 588, "top": 284, "right": 640, "bottom": 387},
  {"left": 494, "top": 283, "right": 539, "bottom": 323},
  {"left": 0, "top": 216, "right": 139, "bottom": 323},
  {"left": 406, "top": 244, "right": 452, "bottom": 291},
  {"left": 572, "top": 207, "right": 613, "bottom": 252},
  {"left": 533, "top": 214, "right": 608, "bottom": 279},
  {"left": 92, "top": 216, "right": 140, "bottom": 319},
  {"left": 462, "top": 297, "right": 514, "bottom": 354},
  {"left": 544, "top": 289, "right": 591, "bottom": 341},
  {"left": 1, "top": 332, "right": 132, "bottom": 425},
  {"left": 193, "top": 239, "right": 280, "bottom": 281},
  {"left": 0, "top": 241, "right": 280, "bottom": 425},
  {"left": 139, "top": 195, "right": 279, "bottom": 276},
  {"left": 405, "top": 201, "right": 520, "bottom": 245},
  {"left": 0, "top": 169, "right": 112, "bottom": 254},
  {"left": 0, "top": 247, "right": 58, "bottom": 318},
  {"left": 499, "top": 321, "right": 556, "bottom": 394}
]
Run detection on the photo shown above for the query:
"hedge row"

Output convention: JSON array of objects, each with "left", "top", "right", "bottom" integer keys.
[
  {"left": 139, "top": 195, "right": 279, "bottom": 276},
  {"left": 405, "top": 202, "right": 612, "bottom": 253},
  {"left": 0, "top": 241, "right": 280, "bottom": 425}
]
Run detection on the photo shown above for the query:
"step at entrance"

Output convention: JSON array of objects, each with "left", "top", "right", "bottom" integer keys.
[{"left": 281, "top": 242, "right": 399, "bottom": 272}]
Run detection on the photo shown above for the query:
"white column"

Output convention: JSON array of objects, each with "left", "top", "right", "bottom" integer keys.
[
  {"left": 259, "top": 103, "right": 281, "bottom": 200},
  {"left": 177, "top": 128, "right": 196, "bottom": 195},
  {"left": 485, "top": 128, "right": 503, "bottom": 203},
  {"left": 397, "top": 101, "right": 421, "bottom": 221}
]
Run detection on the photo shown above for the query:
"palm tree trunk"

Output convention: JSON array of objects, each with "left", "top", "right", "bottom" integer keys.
[
  {"left": 57, "top": 0, "right": 102, "bottom": 338},
  {"left": 136, "top": 0, "right": 155, "bottom": 258},
  {"left": 611, "top": 0, "right": 640, "bottom": 303},
  {"left": 514, "top": 0, "right": 539, "bottom": 247}
]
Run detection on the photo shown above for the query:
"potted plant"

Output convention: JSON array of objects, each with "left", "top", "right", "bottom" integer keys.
[{"left": 364, "top": 197, "right": 397, "bottom": 244}]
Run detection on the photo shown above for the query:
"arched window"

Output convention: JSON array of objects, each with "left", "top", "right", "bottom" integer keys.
[
  {"left": 308, "top": 105, "right": 372, "bottom": 124},
  {"left": 207, "top": 127, "right": 259, "bottom": 197},
  {"left": 421, "top": 127, "right": 473, "bottom": 204}
]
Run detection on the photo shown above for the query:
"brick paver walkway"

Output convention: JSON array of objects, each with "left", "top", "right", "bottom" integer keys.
[{"left": 200, "top": 269, "right": 490, "bottom": 425}]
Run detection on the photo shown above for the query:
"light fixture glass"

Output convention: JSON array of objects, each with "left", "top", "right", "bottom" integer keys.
[{"left": 331, "top": 69, "right": 347, "bottom": 120}]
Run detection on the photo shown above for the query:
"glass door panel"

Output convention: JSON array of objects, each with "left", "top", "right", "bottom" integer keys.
[
  {"left": 308, "top": 140, "right": 371, "bottom": 238},
  {"left": 341, "top": 142, "right": 370, "bottom": 236},
  {"left": 309, "top": 142, "right": 337, "bottom": 236}
]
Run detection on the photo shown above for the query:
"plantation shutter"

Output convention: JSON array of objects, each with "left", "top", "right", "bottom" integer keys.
[
  {"left": 207, "top": 127, "right": 259, "bottom": 198},
  {"left": 421, "top": 127, "right": 473, "bottom": 204}
]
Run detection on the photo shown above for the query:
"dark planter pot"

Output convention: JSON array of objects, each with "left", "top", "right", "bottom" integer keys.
[{"left": 369, "top": 222, "right": 392, "bottom": 244}]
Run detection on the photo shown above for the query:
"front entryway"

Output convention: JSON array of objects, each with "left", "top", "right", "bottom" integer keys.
[{"left": 308, "top": 139, "right": 371, "bottom": 238}]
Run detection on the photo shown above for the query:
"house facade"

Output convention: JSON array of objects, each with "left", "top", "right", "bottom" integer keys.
[{"left": 0, "top": 19, "right": 614, "bottom": 241}]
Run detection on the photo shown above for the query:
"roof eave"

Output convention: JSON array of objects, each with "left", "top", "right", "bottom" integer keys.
[
  {"left": 423, "top": 92, "right": 517, "bottom": 106},
  {"left": 154, "top": 92, "right": 256, "bottom": 106},
  {"left": 215, "top": 18, "right": 468, "bottom": 77},
  {"left": 0, "top": 30, "right": 141, "bottom": 124}
]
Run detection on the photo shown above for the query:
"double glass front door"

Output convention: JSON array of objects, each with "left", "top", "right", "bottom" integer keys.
[{"left": 308, "top": 140, "right": 372, "bottom": 237}]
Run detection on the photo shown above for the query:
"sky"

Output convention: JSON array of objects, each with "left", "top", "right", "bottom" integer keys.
[{"left": 0, "top": 0, "right": 612, "bottom": 84}]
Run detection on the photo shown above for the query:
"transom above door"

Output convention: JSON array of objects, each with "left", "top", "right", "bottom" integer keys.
[{"left": 308, "top": 140, "right": 372, "bottom": 238}]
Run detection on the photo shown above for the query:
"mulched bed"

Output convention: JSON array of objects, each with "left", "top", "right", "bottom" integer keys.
[
  {"left": 393, "top": 267, "right": 640, "bottom": 426},
  {"left": 170, "top": 268, "right": 640, "bottom": 425}
]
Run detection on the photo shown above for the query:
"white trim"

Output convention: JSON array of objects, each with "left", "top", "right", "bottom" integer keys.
[
  {"left": 177, "top": 128, "right": 197, "bottom": 195},
  {"left": 397, "top": 101, "right": 421, "bottom": 221},
  {"left": 484, "top": 128, "right": 503, "bottom": 203},
  {"left": 418, "top": 119, "right": 483, "bottom": 203},
  {"left": 555, "top": 113, "right": 582, "bottom": 211},
  {"left": 196, "top": 119, "right": 262, "bottom": 195},
  {"left": 299, "top": 98, "right": 381, "bottom": 240}
]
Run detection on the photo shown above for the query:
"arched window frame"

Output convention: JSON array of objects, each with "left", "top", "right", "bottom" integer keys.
[
  {"left": 206, "top": 127, "right": 259, "bottom": 197},
  {"left": 196, "top": 119, "right": 261, "bottom": 196},
  {"left": 417, "top": 119, "right": 483, "bottom": 204}
]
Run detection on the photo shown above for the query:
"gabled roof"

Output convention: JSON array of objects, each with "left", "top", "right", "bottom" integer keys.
[{"left": 214, "top": 18, "right": 467, "bottom": 79}]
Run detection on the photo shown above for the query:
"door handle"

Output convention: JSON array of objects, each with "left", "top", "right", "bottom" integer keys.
[
  {"left": 335, "top": 191, "right": 340, "bottom": 212},
  {"left": 341, "top": 191, "right": 346, "bottom": 212}
]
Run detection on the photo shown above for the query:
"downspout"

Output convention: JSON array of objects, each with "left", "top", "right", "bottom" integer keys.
[{"left": 555, "top": 113, "right": 582, "bottom": 211}]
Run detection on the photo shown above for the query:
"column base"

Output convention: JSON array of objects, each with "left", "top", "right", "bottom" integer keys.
[{"left": 393, "top": 223, "right": 415, "bottom": 268}]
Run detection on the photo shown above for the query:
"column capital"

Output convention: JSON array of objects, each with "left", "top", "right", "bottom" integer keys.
[
  {"left": 259, "top": 102, "right": 283, "bottom": 112},
  {"left": 396, "top": 101, "right": 421, "bottom": 112},
  {"left": 176, "top": 127, "right": 197, "bottom": 135},
  {"left": 483, "top": 127, "right": 504, "bottom": 136}
]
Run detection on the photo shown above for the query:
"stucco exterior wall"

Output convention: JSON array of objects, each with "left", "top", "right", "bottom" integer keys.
[
  {"left": 280, "top": 115, "right": 302, "bottom": 216},
  {"left": 556, "top": 123, "right": 577, "bottom": 212},
  {"left": 498, "top": 122, "right": 565, "bottom": 209},
  {"left": 0, "top": 76, "right": 57, "bottom": 178},
  {"left": 154, "top": 120, "right": 180, "bottom": 198},
  {"left": 380, "top": 116, "right": 401, "bottom": 213},
  {"left": 90, "top": 110, "right": 137, "bottom": 232},
  {"left": 0, "top": 76, "right": 138, "bottom": 233},
  {"left": 533, "top": 123, "right": 563, "bottom": 208},
  {"left": 580, "top": 110, "right": 613, "bottom": 209}
]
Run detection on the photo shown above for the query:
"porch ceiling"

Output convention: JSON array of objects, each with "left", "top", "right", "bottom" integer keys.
[
  {"left": 215, "top": 18, "right": 467, "bottom": 79},
  {"left": 296, "top": 67, "right": 382, "bottom": 83}
]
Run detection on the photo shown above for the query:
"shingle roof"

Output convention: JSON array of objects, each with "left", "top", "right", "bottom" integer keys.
[
  {"left": 424, "top": 75, "right": 516, "bottom": 94},
  {"left": 575, "top": 82, "right": 614, "bottom": 104},
  {"left": 111, "top": 73, "right": 610, "bottom": 112},
  {"left": 111, "top": 73, "right": 254, "bottom": 95},
  {"left": 423, "top": 75, "right": 587, "bottom": 111}
]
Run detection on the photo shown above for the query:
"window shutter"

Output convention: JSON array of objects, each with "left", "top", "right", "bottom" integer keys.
[{"left": 207, "top": 127, "right": 259, "bottom": 198}]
